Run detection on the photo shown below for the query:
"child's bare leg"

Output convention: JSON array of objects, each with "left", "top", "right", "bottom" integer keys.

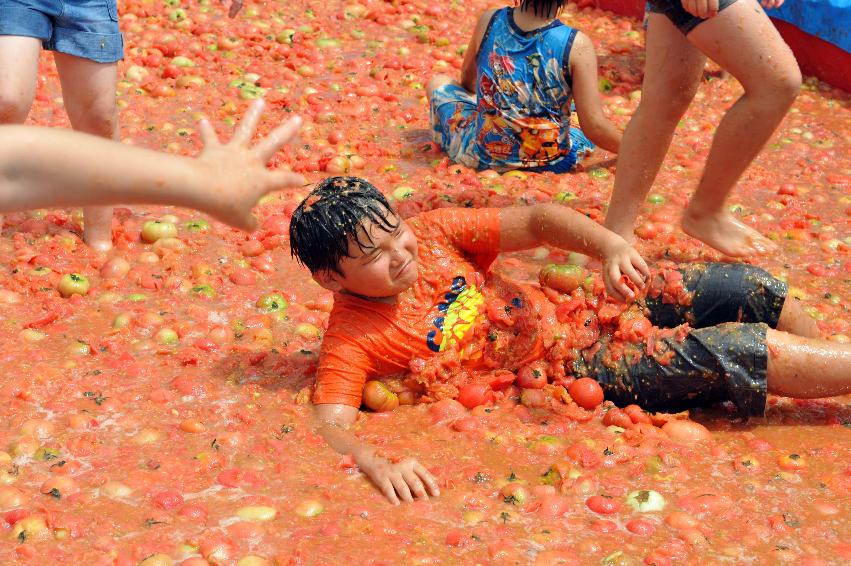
[
  {"left": 681, "top": 0, "right": 800, "bottom": 257},
  {"left": 776, "top": 298, "right": 821, "bottom": 339},
  {"left": 604, "top": 14, "right": 706, "bottom": 242},
  {"left": 0, "top": 36, "right": 42, "bottom": 233},
  {"left": 426, "top": 74, "right": 461, "bottom": 102},
  {"left": 766, "top": 329, "right": 851, "bottom": 398},
  {"left": 55, "top": 53, "right": 119, "bottom": 251}
]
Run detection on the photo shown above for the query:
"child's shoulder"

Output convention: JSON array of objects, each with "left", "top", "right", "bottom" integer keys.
[{"left": 412, "top": 207, "right": 496, "bottom": 230}]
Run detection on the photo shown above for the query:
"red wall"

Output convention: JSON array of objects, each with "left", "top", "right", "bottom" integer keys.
[{"left": 588, "top": 0, "right": 851, "bottom": 92}]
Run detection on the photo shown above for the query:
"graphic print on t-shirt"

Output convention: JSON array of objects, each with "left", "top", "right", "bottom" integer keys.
[{"left": 426, "top": 276, "right": 486, "bottom": 354}]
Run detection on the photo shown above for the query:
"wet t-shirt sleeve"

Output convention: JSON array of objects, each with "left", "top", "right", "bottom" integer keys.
[
  {"left": 313, "top": 331, "right": 373, "bottom": 407},
  {"left": 417, "top": 208, "right": 501, "bottom": 265}
]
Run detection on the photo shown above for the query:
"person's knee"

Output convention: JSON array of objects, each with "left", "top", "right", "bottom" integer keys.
[
  {"left": 748, "top": 65, "right": 802, "bottom": 109},
  {"left": 773, "top": 66, "right": 802, "bottom": 106},
  {"left": 0, "top": 87, "right": 33, "bottom": 123},
  {"left": 67, "top": 97, "right": 118, "bottom": 137}
]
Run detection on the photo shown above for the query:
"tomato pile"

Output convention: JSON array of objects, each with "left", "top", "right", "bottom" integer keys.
[{"left": 1, "top": 1, "right": 849, "bottom": 564}]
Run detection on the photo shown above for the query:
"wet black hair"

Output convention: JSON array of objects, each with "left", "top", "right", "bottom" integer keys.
[
  {"left": 518, "top": 0, "right": 567, "bottom": 18},
  {"left": 289, "top": 176, "right": 399, "bottom": 275}
]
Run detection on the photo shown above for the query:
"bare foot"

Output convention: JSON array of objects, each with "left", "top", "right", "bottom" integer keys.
[
  {"left": 682, "top": 208, "right": 776, "bottom": 258},
  {"left": 82, "top": 206, "right": 114, "bottom": 252}
]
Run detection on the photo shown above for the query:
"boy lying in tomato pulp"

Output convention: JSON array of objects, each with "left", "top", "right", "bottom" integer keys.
[{"left": 290, "top": 176, "right": 851, "bottom": 505}]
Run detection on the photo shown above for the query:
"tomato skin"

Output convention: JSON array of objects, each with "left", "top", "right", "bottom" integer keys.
[
  {"left": 566, "top": 442, "right": 601, "bottom": 468},
  {"left": 151, "top": 489, "right": 184, "bottom": 510},
  {"left": 586, "top": 495, "right": 620, "bottom": 514},
  {"left": 457, "top": 383, "right": 493, "bottom": 409},
  {"left": 445, "top": 529, "right": 471, "bottom": 547},
  {"left": 623, "top": 404, "right": 652, "bottom": 424},
  {"left": 177, "top": 504, "right": 208, "bottom": 523},
  {"left": 626, "top": 518, "right": 656, "bottom": 536},
  {"left": 515, "top": 362, "right": 548, "bottom": 389},
  {"left": 568, "top": 378, "right": 604, "bottom": 409},
  {"left": 591, "top": 519, "right": 618, "bottom": 533},
  {"left": 602, "top": 407, "right": 634, "bottom": 429},
  {"left": 644, "top": 554, "right": 673, "bottom": 566},
  {"left": 486, "top": 370, "right": 516, "bottom": 390},
  {"left": 537, "top": 494, "right": 570, "bottom": 517},
  {"left": 428, "top": 398, "right": 466, "bottom": 425},
  {"left": 362, "top": 381, "right": 399, "bottom": 412},
  {"left": 661, "top": 420, "right": 711, "bottom": 443},
  {"left": 227, "top": 267, "right": 256, "bottom": 286},
  {"left": 539, "top": 264, "right": 585, "bottom": 293},
  {"left": 486, "top": 300, "right": 515, "bottom": 326}
]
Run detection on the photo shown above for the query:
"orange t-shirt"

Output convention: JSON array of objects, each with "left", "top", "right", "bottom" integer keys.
[{"left": 313, "top": 208, "right": 502, "bottom": 407}]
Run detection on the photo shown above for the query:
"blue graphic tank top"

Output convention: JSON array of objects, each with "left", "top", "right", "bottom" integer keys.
[{"left": 474, "top": 7, "right": 579, "bottom": 171}]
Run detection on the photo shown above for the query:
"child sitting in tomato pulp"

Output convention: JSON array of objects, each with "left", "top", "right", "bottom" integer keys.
[
  {"left": 426, "top": 0, "right": 621, "bottom": 173},
  {"left": 290, "top": 176, "right": 851, "bottom": 505}
]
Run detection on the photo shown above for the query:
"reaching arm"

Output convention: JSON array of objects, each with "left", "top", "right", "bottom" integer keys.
[
  {"left": 499, "top": 203, "right": 650, "bottom": 301},
  {"left": 313, "top": 403, "right": 440, "bottom": 505},
  {"left": 0, "top": 100, "right": 304, "bottom": 231},
  {"left": 569, "top": 32, "right": 621, "bottom": 154},
  {"left": 460, "top": 9, "right": 498, "bottom": 93}
]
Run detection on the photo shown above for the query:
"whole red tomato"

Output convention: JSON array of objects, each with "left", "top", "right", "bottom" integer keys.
[
  {"left": 516, "top": 362, "right": 548, "bottom": 389},
  {"left": 457, "top": 383, "right": 493, "bottom": 409},
  {"left": 568, "top": 378, "right": 604, "bottom": 409}
]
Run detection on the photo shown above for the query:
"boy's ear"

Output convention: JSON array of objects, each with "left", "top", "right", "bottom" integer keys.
[{"left": 312, "top": 269, "right": 343, "bottom": 292}]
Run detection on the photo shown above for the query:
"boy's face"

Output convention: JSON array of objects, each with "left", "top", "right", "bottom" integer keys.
[{"left": 317, "top": 214, "right": 419, "bottom": 300}]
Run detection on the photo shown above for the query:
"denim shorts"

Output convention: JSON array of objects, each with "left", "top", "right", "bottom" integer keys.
[
  {"left": 646, "top": 0, "right": 740, "bottom": 35},
  {"left": 0, "top": 0, "right": 123, "bottom": 63},
  {"left": 573, "top": 263, "right": 787, "bottom": 418}
]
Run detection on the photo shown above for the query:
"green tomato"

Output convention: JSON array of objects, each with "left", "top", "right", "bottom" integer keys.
[
  {"left": 184, "top": 219, "right": 210, "bottom": 233},
  {"left": 539, "top": 466, "right": 561, "bottom": 486},
  {"left": 112, "top": 313, "right": 132, "bottom": 329},
  {"left": 155, "top": 328, "right": 179, "bottom": 345},
  {"left": 256, "top": 293, "right": 288, "bottom": 312},
  {"left": 527, "top": 435, "right": 562, "bottom": 455},
  {"left": 68, "top": 340, "right": 90, "bottom": 356},
  {"left": 58, "top": 273, "right": 90, "bottom": 298},
  {"left": 539, "top": 263, "right": 585, "bottom": 294},
  {"left": 191, "top": 285, "right": 216, "bottom": 299},
  {"left": 238, "top": 84, "right": 267, "bottom": 100},
  {"left": 30, "top": 266, "right": 53, "bottom": 277},
  {"left": 598, "top": 78, "right": 613, "bottom": 93},
  {"left": 171, "top": 56, "right": 195, "bottom": 67},
  {"left": 294, "top": 500, "right": 324, "bottom": 517},
  {"left": 587, "top": 167, "right": 610, "bottom": 180},
  {"left": 625, "top": 489, "right": 667, "bottom": 513},
  {"left": 647, "top": 194, "right": 666, "bottom": 204},
  {"left": 126, "top": 293, "right": 147, "bottom": 302},
  {"left": 276, "top": 29, "right": 296, "bottom": 44},
  {"left": 554, "top": 191, "right": 577, "bottom": 203},
  {"left": 315, "top": 38, "right": 340, "bottom": 49},
  {"left": 392, "top": 185, "right": 415, "bottom": 200},
  {"left": 141, "top": 220, "right": 178, "bottom": 243},
  {"left": 294, "top": 323, "right": 319, "bottom": 339},
  {"left": 168, "top": 8, "right": 187, "bottom": 22}
]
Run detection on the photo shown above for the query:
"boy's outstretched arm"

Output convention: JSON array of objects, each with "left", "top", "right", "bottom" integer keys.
[
  {"left": 0, "top": 100, "right": 304, "bottom": 231},
  {"left": 459, "top": 9, "right": 498, "bottom": 92},
  {"left": 499, "top": 203, "right": 649, "bottom": 301},
  {"left": 569, "top": 32, "right": 621, "bottom": 154},
  {"left": 313, "top": 403, "right": 440, "bottom": 505}
]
